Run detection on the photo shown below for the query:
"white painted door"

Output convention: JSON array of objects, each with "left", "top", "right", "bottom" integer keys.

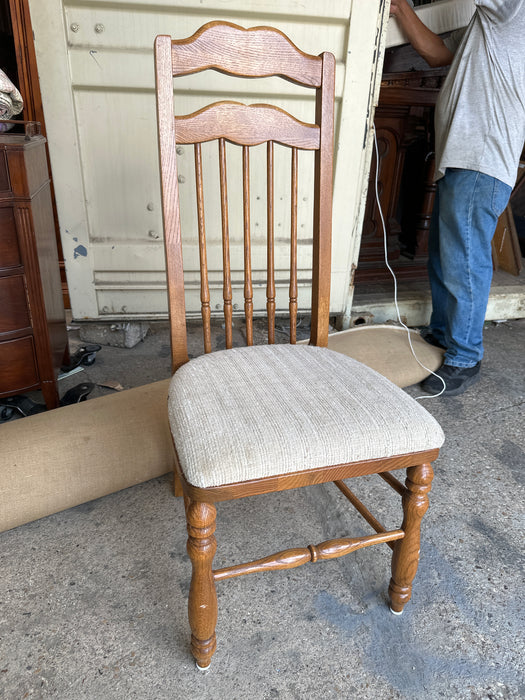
[{"left": 29, "top": 0, "right": 388, "bottom": 321}]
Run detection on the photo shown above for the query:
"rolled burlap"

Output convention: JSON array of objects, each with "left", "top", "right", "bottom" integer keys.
[{"left": 0, "top": 379, "right": 174, "bottom": 533}]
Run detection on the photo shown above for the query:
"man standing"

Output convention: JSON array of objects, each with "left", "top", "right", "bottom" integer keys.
[{"left": 390, "top": 0, "right": 525, "bottom": 395}]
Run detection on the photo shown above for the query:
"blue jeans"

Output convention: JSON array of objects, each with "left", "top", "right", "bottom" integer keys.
[{"left": 428, "top": 169, "right": 512, "bottom": 367}]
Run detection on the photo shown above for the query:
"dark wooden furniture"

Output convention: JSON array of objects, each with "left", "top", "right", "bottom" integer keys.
[
  {"left": 357, "top": 67, "right": 447, "bottom": 284},
  {"left": 0, "top": 125, "right": 68, "bottom": 409},
  {"left": 4, "top": 0, "right": 70, "bottom": 308},
  {"left": 494, "top": 157, "right": 525, "bottom": 275},
  {"left": 155, "top": 22, "right": 443, "bottom": 670}
]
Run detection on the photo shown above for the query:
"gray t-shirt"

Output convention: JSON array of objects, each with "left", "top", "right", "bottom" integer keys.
[{"left": 434, "top": 0, "right": 525, "bottom": 188}]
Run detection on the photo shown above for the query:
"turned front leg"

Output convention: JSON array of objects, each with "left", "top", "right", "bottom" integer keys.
[
  {"left": 186, "top": 501, "right": 218, "bottom": 669},
  {"left": 389, "top": 463, "right": 433, "bottom": 614}
]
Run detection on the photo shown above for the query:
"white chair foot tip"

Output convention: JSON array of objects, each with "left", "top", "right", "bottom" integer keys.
[{"left": 390, "top": 607, "right": 403, "bottom": 616}]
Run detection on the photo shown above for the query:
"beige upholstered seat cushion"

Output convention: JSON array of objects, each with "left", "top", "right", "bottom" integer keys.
[{"left": 168, "top": 345, "right": 444, "bottom": 488}]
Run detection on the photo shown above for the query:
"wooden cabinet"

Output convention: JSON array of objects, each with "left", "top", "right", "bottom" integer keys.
[
  {"left": 0, "top": 127, "right": 68, "bottom": 409},
  {"left": 356, "top": 68, "right": 447, "bottom": 284}
]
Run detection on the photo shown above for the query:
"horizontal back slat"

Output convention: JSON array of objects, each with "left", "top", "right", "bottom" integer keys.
[
  {"left": 170, "top": 21, "right": 323, "bottom": 88},
  {"left": 175, "top": 102, "right": 320, "bottom": 149}
]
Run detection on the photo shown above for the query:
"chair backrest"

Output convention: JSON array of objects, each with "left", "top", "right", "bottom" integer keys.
[{"left": 155, "top": 22, "right": 335, "bottom": 371}]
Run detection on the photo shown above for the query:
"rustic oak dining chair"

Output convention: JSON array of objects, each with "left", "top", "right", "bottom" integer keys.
[{"left": 154, "top": 21, "right": 444, "bottom": 670}]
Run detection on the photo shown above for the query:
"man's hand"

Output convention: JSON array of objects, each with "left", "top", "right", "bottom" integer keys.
[
  {"left": 389, "top": 0, "right": 454, "bottom": 67},
  {"left": 389, "top": 0, "right": 412, "bottom": 18}
]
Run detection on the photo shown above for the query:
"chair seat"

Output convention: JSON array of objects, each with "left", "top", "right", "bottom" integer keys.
[{"left": 168, "top": 344, "right": 444, "bottom": 488}]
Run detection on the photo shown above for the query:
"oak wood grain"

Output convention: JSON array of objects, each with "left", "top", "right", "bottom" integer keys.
[
  {"left": 186, "top": 501, "right": 218, "bottom": 669},
  {"left": 174, "top": 446, "right": 439, "bottom": 505},
  {"left": 194, "top": 143, "right": 212, "bottom": 353},
  {"left": 218, "top": 138, "right": 233, "bottom": 349},
  {"left": 213, "top": 530, "right": 404, "bottom": 582},
  {"left": 154, "top": 35, "right": 188, "bottom": 371},
  {"left": 170, "top": 21, "right": 323, "bottom": 87},
  {"left": 266, "top": 141, "right": 275, "bottom": 344},
  {"left": 334, "top": 480, "right": 396, "bottom": 551},
  {"left": 289, "top": 147, "right": 298, "bottom": 343},
  {"left": 175, "top": 102, "right": 320, "bottom": 149},
  {"left": 389, "top": 463, "right": 434, "bottom": 613},
  {"left": 242, "top": 146, "right": 254, "bottom": 345},
  {"left": 155, "top": 23, "right": 441, "bottom": 669}
]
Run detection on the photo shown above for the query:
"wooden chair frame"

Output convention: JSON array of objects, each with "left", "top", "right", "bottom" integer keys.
[{"left": 155, "top": 22, "right": 439, "bottom": 670}]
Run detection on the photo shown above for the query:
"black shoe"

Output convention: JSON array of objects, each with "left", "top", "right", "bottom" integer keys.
[
  {"left": 420, "top": 362, "right": 481, "bottom": 397},
  {"left": 419, "top": 327, "right": 446, "bottom": 350}
]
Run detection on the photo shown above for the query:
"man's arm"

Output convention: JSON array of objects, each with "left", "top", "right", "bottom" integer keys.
[{"left": 389, "top": 0, "right": 454, "bottom": 67}]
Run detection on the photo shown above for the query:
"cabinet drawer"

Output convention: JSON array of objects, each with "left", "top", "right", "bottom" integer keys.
[
  {"left": 0, "top": 275, "right": 30, "bottom": 333},
  {"left": 0, "top": 335, "right": 39, "bottom": 394},
  {"left": 0, "top": 208, "right": 21, "bottom": 269}
]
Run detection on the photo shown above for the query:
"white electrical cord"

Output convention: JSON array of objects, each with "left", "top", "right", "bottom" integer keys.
[{"left": 372, "top": 126, "right": 446, "bottom": 399}]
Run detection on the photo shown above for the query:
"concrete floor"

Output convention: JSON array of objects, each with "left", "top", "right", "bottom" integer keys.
[{"left": 1, "top": 318, "right": 524, "bottom": 699}]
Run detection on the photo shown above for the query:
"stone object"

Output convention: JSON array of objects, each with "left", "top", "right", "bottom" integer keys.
[{"left": 79, "top": 321, "right": 150, "bottom": 348}]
